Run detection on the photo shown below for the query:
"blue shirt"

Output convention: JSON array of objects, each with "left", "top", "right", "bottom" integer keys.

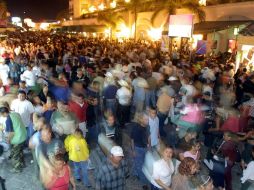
[
  {"left": 133, "top": 87, "right": 146, "bottom": 104},
  {"left": 48, "top": 82, "right": 70, "bottom": 102},
  {"left": 148, "top": 116, "right": 159, "bottom": 147},
  {"left": 102, "top": 85, "right": 118, "bottom": 99}
]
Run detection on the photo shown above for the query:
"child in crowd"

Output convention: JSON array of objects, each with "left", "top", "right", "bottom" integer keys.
[
  {"left": 18, "top": 81, "right": 28, "bottom": 94},
  {"left": 148, "top": 106, "right": 160, "bottom": 149},
  {"left": 42, "top": 97, "right": 56, "bottom": 124},
  {"left": 64, "top": 128, "right": 91, "bottom": 187},
  {"left": 32, "top": 95, "right": 43, "bottom": 115},
  {"left": 180, "top": 139, "right": 201, "bottom": 161}
]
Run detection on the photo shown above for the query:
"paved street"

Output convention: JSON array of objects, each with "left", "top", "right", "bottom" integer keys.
[
  {"left": 0, "top": 152, "right": 144, "bottom": 190},
  {"left": 0, "top": 134, "right": 242, "bottom": 190}
]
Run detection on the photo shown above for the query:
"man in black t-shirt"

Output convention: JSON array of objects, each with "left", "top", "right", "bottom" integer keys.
[{"left": 130, "top": 113, "right": 149, "bottom": 184}]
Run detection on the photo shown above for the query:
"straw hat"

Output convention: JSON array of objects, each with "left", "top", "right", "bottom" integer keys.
[
  {"left": 118, "top": 79, "right": 129, "bottom": 87},
  {"left": 105, "top": 72, "right": 114, "bottom": 78},
  {"left": 137, "top": 79, "right": 149, "bottom": 88}
]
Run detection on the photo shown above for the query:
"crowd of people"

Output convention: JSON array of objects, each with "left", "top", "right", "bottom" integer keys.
[{"left": 0, "top": 31, "right": 253, "bottom": 190}]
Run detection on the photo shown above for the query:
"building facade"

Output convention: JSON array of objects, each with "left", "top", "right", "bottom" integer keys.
[{"left": 66, "top": 0, "right": 254, "bottom": 53}]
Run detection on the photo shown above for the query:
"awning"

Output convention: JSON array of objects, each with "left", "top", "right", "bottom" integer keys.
[
  {"left": 239, "top": 23, "right": 254, "bottom": 36},
  {"left": 61, "top": 25, "right": 105, "bottom": 33},
  {"left": 194, "top": 21, "right": 252, "bottom": 34}
]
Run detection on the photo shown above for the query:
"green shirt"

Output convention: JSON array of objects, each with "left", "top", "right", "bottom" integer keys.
[{"left": 9, "top": 112, "right": 27, "bottom": 144}]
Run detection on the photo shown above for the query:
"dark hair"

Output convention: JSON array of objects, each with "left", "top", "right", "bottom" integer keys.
[
  {"left": 0, "top": 107, "right": 9, "bottom": 114},
  {"left": 57, "top": 99, "right": 68, "bottom": 105},
  {"left": 77, "top": 93, "right": 85, "bottom": 99},
  {"left": 18, "top": 90, "right": 26, "bottom": 95},
  {"left": 19, "top": 80, "right": 26, "bottom": 84},
  {"left": 189, "top": 139, "right": 201, "bottom": 149},
  {"left": 164, "top": 143, "right": 174, "bottom": 150},
  {"left": 75, "top": 128, "right": 84, "bottom": 136},
  {"left": 149, "top": 106, "right": 157, "bottom": 111},
  {"left": 54, "top": 153, "right": 65, "bottom": 162}
]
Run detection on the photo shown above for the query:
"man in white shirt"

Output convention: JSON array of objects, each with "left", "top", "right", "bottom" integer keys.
[
  {"left": 11, "top": 90, "right": 35, "bottom": 140},
  {"left": 20, "top": 64, "right": 36, "bottom": 87},
  {"left": 32, "top": 63, "right": 41, "bottom": 78},
  {"left": 0, "top": 61, "right": 9, "bottom": 86},
  {"left": 241, "top": 147, "right": 254, "bottom": 188}
]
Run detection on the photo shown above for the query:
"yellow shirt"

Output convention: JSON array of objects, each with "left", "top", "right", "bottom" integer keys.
[{"left": 64, "top": 135, "right": 89, "bottom": 162}]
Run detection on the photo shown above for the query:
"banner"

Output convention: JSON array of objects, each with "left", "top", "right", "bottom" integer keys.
[
  {"left": 196, "top": 40, "right": 207, "bottom": 54},
  {"left": 168, "top": 14, "right": 193, "bottom": 38}
]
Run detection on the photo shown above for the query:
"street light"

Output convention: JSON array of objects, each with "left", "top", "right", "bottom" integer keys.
[
  {"left": 199, "top": 0, "right": 206, "bottom": 6},
  {"left": 98, "top": 3, "right": 105, "bottom": 10},
  {"left": 147, "top": 27, "right": 163, "bottom": 41},
  {"left": 110, "top": 1, "right": 117, "bottom": 8},
  {"left": 89, "top": 6, "right": 97, "bottom": 12},
  {"left": 125, "top": 0, "right": 131, "bottom": 3}
]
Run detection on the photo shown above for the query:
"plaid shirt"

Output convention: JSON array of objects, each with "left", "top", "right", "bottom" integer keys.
[
  {"left": 243, "top": 98, "right": 254, "bottom": 117},
  {"left": 95, "top": 158, "right": 129, "bottom": 190}
]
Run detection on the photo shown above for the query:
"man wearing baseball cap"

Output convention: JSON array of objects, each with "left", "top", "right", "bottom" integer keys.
[{"left": 95, "top": 146, "right": 129, "bottom": 189}]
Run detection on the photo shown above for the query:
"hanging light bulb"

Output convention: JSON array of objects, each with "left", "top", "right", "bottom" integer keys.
[
  {"left": 98, "top": 3, "right": 105, "bottom": 10},
  {"left": 110, "top": 1, "right": 117, "bottom": 8}
]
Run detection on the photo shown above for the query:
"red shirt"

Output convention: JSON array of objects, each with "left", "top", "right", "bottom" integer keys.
[
  {"left": 49, "top": 165, "right": 70, "bottom": 190},
  {"left": 221, "top": 140, "right": 237, "bottom": 163},
  {"left": 68, "top": 100, "right": 88, "bottom": 122}
]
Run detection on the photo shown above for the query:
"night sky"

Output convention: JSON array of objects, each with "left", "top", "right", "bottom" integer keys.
[{"left": 6, "top": 0, "right": 69, "bottom": 21}]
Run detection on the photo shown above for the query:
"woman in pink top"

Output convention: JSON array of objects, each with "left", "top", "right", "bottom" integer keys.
[
  {"left": 180, "top": 103, "right": 204, "bottom": 125},
  {"left": 180, "top": 139, "right": 201, "bottom": 161},
  {"left": 42, "top": 153, "right": 76, "bottom": 190}
]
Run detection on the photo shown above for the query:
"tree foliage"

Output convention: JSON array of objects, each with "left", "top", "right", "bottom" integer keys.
[
  {"left": 97, "top": 11, "right": 125, "bottom": 29},
  {"left": 151, "top": 0, "right": 205, "bottom": 27}
]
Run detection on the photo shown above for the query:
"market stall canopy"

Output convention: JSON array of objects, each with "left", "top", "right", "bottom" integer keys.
[
  {"left": 239, "top": 22, "right": 254, "bottom": 36},
  {"left": 194, "top": 21, "right": 252, "bottom": 34}
]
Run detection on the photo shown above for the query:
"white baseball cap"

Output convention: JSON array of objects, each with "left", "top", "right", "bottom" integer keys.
[
  {"left": 110, "top": 146, "right": 124, "bottom": 157},
  {"left": 168, "top": 76, "right": 178, "bottom": 81}
]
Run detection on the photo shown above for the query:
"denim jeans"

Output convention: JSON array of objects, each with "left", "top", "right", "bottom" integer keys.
[
  {"left": 151, "top": 184, "right": 161, "bottom": 190},
  {"left": 133, "top": 146, "right": 147, "bottom": 183},
  {"left": 26, "top": 123, "right": 34, "bottom": 146},
  {"left": 145, "top": 90, "right": 156, "bottom": 108},
  {"left": 157, "top": 112, "right": 167, "bottom": 137},
  {"left": 73, "top": 161, "right": 91, "bottom": 186},
  {"left": 87, "top": 124, "right": 99, "bottom": 145}
]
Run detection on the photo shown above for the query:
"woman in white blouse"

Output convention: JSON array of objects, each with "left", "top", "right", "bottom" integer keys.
[
  {"left": 241, "top": 147, "right": 254, "bottom": 190},
  {"left": 152, "top": 145, "right": 174, "bottom": 190}
]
